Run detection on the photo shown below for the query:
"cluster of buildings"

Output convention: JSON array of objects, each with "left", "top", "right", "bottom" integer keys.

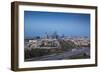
[
  {"left": 70, "top": 39, "right": 90, "bottom": 47},
  {"left": 62, "top": 37, "right": 90, "bottom": 47},
  {"left": 25, "top": 32, "right": 60, "bottom": 50},
  {"left": 27, "top": 39, "right": 60, "bottom": 49},
  {"left": 25, "top": 32, "right": 90, "bottom": 50}
]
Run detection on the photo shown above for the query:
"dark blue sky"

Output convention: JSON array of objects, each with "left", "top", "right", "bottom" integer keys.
[{"left": 24, "top": 11, "right": 90, "bottom": 38}]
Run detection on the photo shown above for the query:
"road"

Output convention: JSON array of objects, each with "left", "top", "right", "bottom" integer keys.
[{"left": 25, "top": 48, "right": 90, "bottom": 61}]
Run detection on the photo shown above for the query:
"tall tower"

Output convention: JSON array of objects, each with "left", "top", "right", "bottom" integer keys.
[
  {"left": 44, "top": 32, "right": 49, "bottom": 39},
  {"left": 52, "top": 31, "right": 58, "bottom": 39}
]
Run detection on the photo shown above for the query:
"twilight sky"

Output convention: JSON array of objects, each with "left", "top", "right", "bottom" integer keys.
[{"left": 24, "top": 11, "right": 90, "bottom": 38}]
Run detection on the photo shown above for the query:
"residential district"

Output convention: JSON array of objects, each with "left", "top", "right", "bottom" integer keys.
[
  {"left": 24, "top": 32, "right": 90, "bottom": 61},
  {"left": 25, "top": 32, "right": 90, "bottom": 50}
]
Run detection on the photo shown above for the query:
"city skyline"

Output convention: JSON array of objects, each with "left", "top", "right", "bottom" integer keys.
[{"left": 24, "top": 11, "right": 90, "bottom": 39}]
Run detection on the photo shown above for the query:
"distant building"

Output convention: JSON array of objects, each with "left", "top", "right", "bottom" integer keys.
[
  {"left": 27, "top": 38, "right": 61, "bottom": 49},
  {"left": 71, "top": 39, "right": 90, "bottom": 47}
]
